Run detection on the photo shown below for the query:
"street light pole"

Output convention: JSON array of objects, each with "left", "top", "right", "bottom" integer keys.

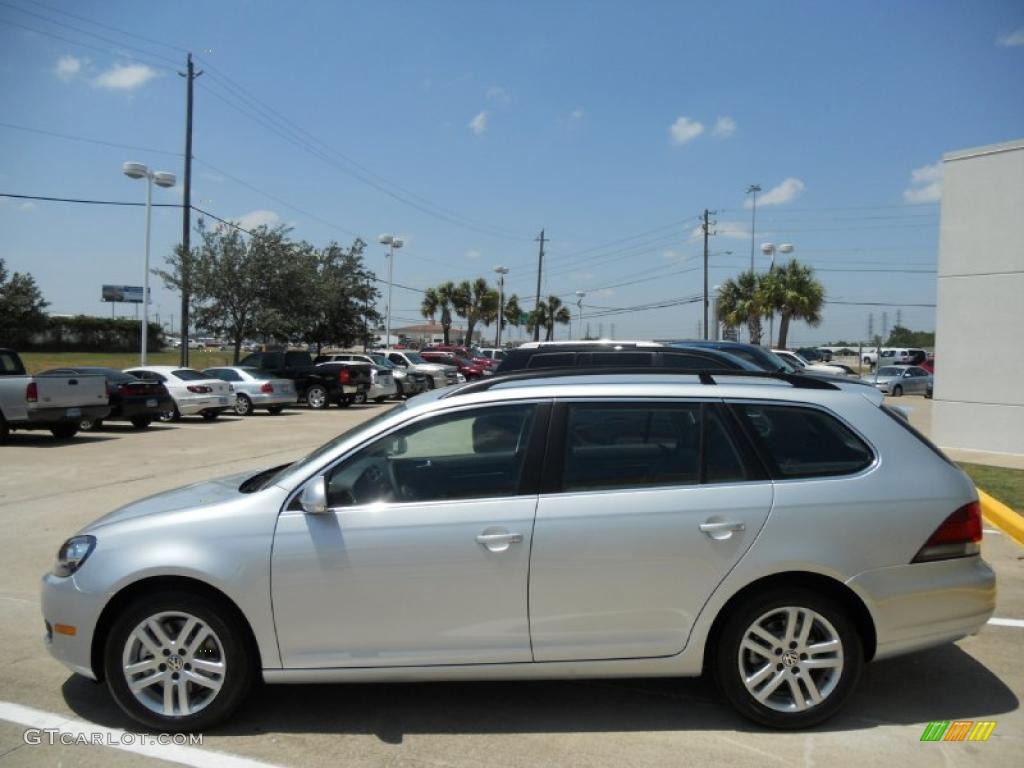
[
  {"left": 494, "top": 266, "right": 509, "bottom": 346},
  {"left": 760, "top": 242, "right": 794, "bottom": 347},
  {"left": 123, "top": 162, "right": 175, "bottom": 366},
  {"left": 575, "top": 291, "right": 585, "bottom": 340},
  {"left": 378, "top": 234, "right": 404, "bottom": 351},
  {"left": 747, "top": 184, "right": 761, "bottom": 273}
]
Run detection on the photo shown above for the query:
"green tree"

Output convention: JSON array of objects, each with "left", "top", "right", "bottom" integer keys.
[
  {"left": 501, "top": 294, "right": 522, "bottom": 340},
  {"left": 420, "top": 281, "right": 458, "bottom": 344},
  {"left": 886, "top": 325, "right": 935, "bottom": 348},
  {"left": 0, "top": 258, "right": 49, "bottom": 346},
  {"left": 762, "top": 259, "right": 825, "bottom": 348},
  {"left": 452, "top": 277, "right": 498, "bottom": 345},
  {"left": 528, "top": 295, "right": 571, "bottom": 341},
  {"left": 716, "top": 270, "right": 769, "bottom": 345}
]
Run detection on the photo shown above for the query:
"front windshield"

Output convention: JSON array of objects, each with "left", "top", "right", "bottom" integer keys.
[
  {"left": 370, "top": 355, "right": 396, "bottom": 369},
  {"left": 260, "top": 402, "right": 408, "bottom": 489},
  {"left": 877, "top": 367, "right": 902, "bottom": 376},
  {"left": 403, "top": 352, "right": 427, "bottom": 364}
]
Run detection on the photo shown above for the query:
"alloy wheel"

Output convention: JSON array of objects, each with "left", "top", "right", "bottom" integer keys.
[
  {"left": 737, "top": 606, "right": 844, "bottom": 713},
  {"left": 121, "top": 611, "right": 226, "bottom": 718}
]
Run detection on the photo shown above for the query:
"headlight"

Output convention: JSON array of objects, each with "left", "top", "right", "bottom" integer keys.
[{"left": 52, "top": 535, "right": 96, "bottom": 577}]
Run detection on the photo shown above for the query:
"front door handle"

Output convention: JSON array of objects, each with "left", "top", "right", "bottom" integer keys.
[
  {"left": 476, "top": 531, "right": 523, "bottom": 552},
  {"left": 699, "top": 520, "right": 746, "bottom": 540}
]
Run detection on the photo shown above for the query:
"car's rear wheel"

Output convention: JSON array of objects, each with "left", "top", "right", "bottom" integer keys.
[
  {"left": 104, "top": 591, "right": 253, "bottom": 731},
  {"left": 201, "top": 410, "right": 220, "bottom": 421},
  {"left": 714, "top": 589, "right": 863, "bottom": 729},
  {"left": 233, "top": 394, "right": 253, "bottom": 416},
  {"left": 305, "top": 385, "right": 329, "bottom": 409},
  {"left": 353, "top": 391, "right": 367, "bottom": 405},
  {"left": 130, "top": 416, "right": 153, "bottom": 429},
  {"left": 158, "top": 405, "right": 181, "bottom": 423},
  {"left": 373, "top": 396, "right": 386, "bottom": 404},
  {"left": 0, "top": 415, "right": 9, "bottom": 444},
  {"left": 266, "top": 405, "right": 285, "bottom": 415},
  {"left": 80, "top": 418, "right": 102, "bottom": 431},
  {"left": 892, "top": 385, "right": 903, "bottom": 397},
  {"left": 49, "top": 424, "right": 79, "bottom": 439}
]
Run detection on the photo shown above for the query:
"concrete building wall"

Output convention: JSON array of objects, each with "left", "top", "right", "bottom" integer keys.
[{"left": 932, "top": 139, "right": 1024, "bottom": 456}]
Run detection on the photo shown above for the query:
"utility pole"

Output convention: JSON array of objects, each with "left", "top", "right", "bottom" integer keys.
[
  {"left": 702, "top": 209, "right": 716, "bottom": 340},
  {"left": 363, "top": 275, "right": 372, "bottom": 352},
  {"left": 178, "top": 53, "right": 202, "bottom": 367},
  {"left": 533, "top": 229, "right": 546, "bottom": 341},
  {"left": 747, "top": 184, "right": 761, "bottom": 272}
]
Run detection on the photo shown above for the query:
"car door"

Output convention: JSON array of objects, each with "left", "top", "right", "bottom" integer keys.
[
  {"left": 528, "top": 400, "right": 773, "bottom": 662},
  {"left": 271, "top": 400, "right": 550, "bottom": 668}
]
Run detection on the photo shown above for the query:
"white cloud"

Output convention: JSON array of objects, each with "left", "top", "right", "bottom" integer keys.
[
  {"left": 17, "top": 201, "right": 36, "bottom": 211},
  {"left": 465, "top": 249, "right": 481, "bottom": 260},
  {"left": 744, "top": 177, "right": 806, "bottom": 208},
  {"left": 690, "top": 221, "right": 750, "bottom": 241},
  {"left": 903, "top": 162, "right": 943, "bottom": 203},
  {"left": 669, "top": 116, "right": 704, "bottom": 145},
  {"left": 199, "top": 171, "right": 224, "bottom": 183},
  {"left": 570, "top": 108, "right": 585, "bottom": 121},
  {"left": 55, "top": 55, "right": 82, "bottom": 80},
  {"left": 486, "top": 86, "right": 511, "bottom": 106},
  {"left": 996, "top": 27, "right": 1024, "bottom": 46},
  {"left": 93, "top": 63, "right": 158, "bottom": 90},
  {"left": 234, "top": 209, "right": 281, "bottom": 229},
  {"left": 468, "top": 111, "right": 489, "bottom": 135},
  {"left": 712, "top": 116, "right": 736, "bottom": 137},
  {"left": 595, "top": 288, "right": 616, "bottom": 298}
]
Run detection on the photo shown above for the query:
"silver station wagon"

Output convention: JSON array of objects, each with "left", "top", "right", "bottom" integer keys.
[{"left": 41, "top": 370, "right": 995, "bottom": 731}]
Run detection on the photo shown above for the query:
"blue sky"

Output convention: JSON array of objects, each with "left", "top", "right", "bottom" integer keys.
[{"left": 1, "top": 0, "right": 1022, "bottom": 344}]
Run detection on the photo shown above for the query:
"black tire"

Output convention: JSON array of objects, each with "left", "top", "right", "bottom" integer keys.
[
  {"left": 201, "top": 410, "right": 220, "bottom": 421},
  {"left": 130, "top": 416, "right": 153, "bottom": 429},
  {"left": 103, "top": 590, "right": 254, "bottom": 732},
  {"left": 713, "top": 588, "right": 863, "bottom": 729},
  {"left": 394, "top": 381, "right": 404, "bottom": 399},
  {"left": 80, "top": 418, "right": 102, "bottom": 431},
  {"left": 373, "top": 396, "right": 386, "bottom": 404},
  {"left": 337, "top": 396, "right": 352, "bottom": 408},
  {"left": 892, "top": 385, "right": 903, "bottom": 397},
  {"left": 50, "top": 424, "right": 79, "bottom": 439},
  {"left": 0, "top": 414, "right": 10, "bottom": 444},
  {"left": 353, "top": 391, "right": 368, "bottom": 405},
  {"left": 425, "top": 378, "right": 436, "bottom": 390},
  {"left": 159, "top": 405, "right": 181, "bottom": 423},
  {"left": 266, "top": 405, "right": 285, "bottom": 415},
  {"left": 305, "top": 385, "right": 329, "bottom": 410},
  {"left": 233, "top": 394, "right": 253, "bottom": 417}
]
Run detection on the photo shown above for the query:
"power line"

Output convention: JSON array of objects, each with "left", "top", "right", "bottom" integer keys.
[
  {"left": 22, "top": 0, "right": 187, "bottom": 53},
  {"left": 1, "top": 192, "right": 181, "bottom": 207},
  {"left": 0, "top": 121, "right": 180, "bottom": 156}
]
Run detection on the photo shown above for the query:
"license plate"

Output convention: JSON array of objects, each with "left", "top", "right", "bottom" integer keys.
[
  {"left": 66, "top": 407, "right": 81, "bottom": 418},
  {"left": 146, "top": 399, "right": 157, "bottom": 408},
  {"left": 218, "top": 396, "right": 229, "bottom": 405}
]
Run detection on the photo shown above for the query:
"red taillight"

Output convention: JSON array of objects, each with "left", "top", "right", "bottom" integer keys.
[
  {"left": 260, "top": 382, "right": 274, "bottom": 393},
  {"left": 339, "top": 369, "right": 351, "bottom": 385},
  {"left": 912, "top": 501, "right": 982, "bottom": 563},
  {"left": 26, "top": 382, "right": 38, "bottom": 402},
  {"left": 187, "top": 385, "right": 212, "bottom": 394}
]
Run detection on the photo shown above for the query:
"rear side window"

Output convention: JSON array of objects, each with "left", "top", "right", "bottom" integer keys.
[
  {"left": 527, "top": 352, "right": 576, "bottom": 369},
  {"left": 584, "top": 352, "right": 655, "bottom": 367},
  {"left": 172, "top": 369, "right": 209, "bottom": 381},
  {"left": 733, "top": 404, "right": 873, "bottom": 478}
]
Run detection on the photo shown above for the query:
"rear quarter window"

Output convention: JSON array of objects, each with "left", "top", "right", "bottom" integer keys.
[{"left": 732, "top": 403, "right": 873, "bottom": 478}]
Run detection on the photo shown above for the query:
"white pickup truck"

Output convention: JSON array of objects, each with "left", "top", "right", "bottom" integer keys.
[{"left": 0, "top": 349, "right": 110, "bottom": 440}]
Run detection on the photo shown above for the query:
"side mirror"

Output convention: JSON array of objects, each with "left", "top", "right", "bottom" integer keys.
[{"left": 299, "top": 476, "right": 329, "bottom": 514}]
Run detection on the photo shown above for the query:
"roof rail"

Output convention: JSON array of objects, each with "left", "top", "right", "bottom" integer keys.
[{"left": 441, "top": 367, "right": 839, "bottom": 398}]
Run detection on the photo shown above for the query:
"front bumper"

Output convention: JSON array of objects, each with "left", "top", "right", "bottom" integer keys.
[
  {"left": 41, "top": 572, "right": 104, "bottom": 680},
  {"left": 847, "top": 555, "right": 996, "bottom": 660}
]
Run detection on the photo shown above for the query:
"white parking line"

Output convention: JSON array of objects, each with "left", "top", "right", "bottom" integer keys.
[
  {"left": 988, "top": 618, "right": 1024, "bottom": 628},
  {"left": 0, "top": 701, "right": 284, "bottom": 768}
]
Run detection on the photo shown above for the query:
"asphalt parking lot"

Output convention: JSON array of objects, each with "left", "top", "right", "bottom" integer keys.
[{"left": 0, "top": 401, "right": 1022, "bottom": 767}]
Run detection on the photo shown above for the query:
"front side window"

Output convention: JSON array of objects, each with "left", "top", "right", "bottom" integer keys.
[
  {"left": 527, "top": 352, "right": 575, "bottom": 369},
  {"left": 734, "top": 403, "right": 873, "bottom": 478},
  {"left": 207, "top": 369, "right": 242, "bottom": 382},
  {"left": 172, "top": 369, "right": 210, "bottom": 381},
  {"left": 325, "top": 404, "right": 538, "bottom": 507}
]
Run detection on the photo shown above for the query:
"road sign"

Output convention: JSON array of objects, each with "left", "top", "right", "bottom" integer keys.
[{"left": 102, "top": 285, "right": 146, "bottom": 303}]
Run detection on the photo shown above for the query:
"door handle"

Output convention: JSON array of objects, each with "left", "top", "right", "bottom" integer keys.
[
  {"left": 476, "top": 532, "right": 523, "bottom": 545},
  {"left": 699, "top": 520, "right": 746, "bottom": 540}
]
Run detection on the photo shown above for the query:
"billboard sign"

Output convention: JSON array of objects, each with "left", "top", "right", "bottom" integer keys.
[{"left": 102, "top": 285, "right": 145, "bottom": 303}]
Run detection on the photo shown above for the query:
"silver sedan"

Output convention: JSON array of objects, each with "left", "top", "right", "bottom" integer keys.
[
  {"left": 863, "top": 365, "right": 932, "bottom": 397},
  {"left": 203, "top": 367, "right": 296, "bottom": 415}
]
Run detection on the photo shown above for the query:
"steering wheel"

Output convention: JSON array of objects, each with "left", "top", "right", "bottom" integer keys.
[{"left": 354, "top": 459, "right": 397, "bottom": 503}]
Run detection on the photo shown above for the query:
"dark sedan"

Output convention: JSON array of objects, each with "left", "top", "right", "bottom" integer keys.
[{"left": 40, "top": 367, "right": 173, "bottom": 430}]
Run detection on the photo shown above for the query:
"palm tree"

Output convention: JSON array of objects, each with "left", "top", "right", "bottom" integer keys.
[
  {"left": 420, "top": 281, "right": 457, "bottom": 344},
  {"left": 715, "top": 270, "right": 769, "bottom": 345},
  {"left": 453, "top": 278, "right": 499, "bottom": 346},
  {"left": 502, "top": 294, "right": 522, "bottom": 335},
  {"left": 763, "top": 259, "right": 825, "bottom": 348},
  {"left": 528, "top": 295, "right": 571, "bottom": 341}
]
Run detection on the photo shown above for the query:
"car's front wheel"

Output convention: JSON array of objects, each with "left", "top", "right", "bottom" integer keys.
[
  {"left": 714, "top": 589, "right": 863, "bottom": 729},
  {"left": 233, "top": 394, "right": 253, "bottom": 416},
  {"left": 305, "top": 385, "right": 329, "bottom": 410},
  {"left": 104, "top": 591, "right": 254, "bottom": 731},
  {"left": 892, "top": 385, "right": 903, "bottom": 397}
]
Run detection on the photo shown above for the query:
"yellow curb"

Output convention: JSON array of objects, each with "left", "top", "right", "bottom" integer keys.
[{"left": 978, "top": 488, "right": 1024, "bottom": 546}]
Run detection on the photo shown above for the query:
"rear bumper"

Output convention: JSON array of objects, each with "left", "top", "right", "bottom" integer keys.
[
  {"left": 113, "top": 396, "right": 174, "bottom": 419},
  {"left": 847, "top": 555, "right": 996, "bottom": 660},
  {"left": 368, "top": 381, "right": 398, "bottom": 399},
  {"left": 176, "top": 395, "right": 231, "bottom": 415},
  {"left": 16, "top": 405, "right": 111, "bottom": 428},
  {"left": 247, "top": 392, "right": 297, "bottom": 407}
]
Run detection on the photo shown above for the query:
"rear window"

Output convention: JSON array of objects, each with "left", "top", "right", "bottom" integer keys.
[
  {"left": 285, "top": 351, "right": 312, "bottom": 366},
  {"left": 527, "top": 352, "right": 576, "bottom": 369},
  {"left": 244, "top": 369, "right": 275, "bottom": 380},
  {"left": 0, "top": 351, "right": 26, "bottom": 375},
  {"left": 733, "top": 403, "right": 873, "bottom": 478},
  {"left": 172, "top": 369, "right": 209, "bottom": 381}
]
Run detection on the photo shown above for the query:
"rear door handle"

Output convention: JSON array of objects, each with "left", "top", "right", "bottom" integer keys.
[
  {"left": 476, "top": 532, "right": 523, "bottom": 545},
  {"left": 699, "top": 520, "right": 746, "bottom": 539}
]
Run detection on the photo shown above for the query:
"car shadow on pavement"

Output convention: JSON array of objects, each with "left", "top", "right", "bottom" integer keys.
[
  {"left": 0, "top": 434, "right": 115, "bottom": 448},
  {"left": 61, "top": 642, "right": 1017, "bottom": 742}
]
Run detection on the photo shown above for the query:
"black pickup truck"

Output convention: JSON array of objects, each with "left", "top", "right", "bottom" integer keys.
[{"left": 237, "top": 350, "right": 370, "bottom": 408}]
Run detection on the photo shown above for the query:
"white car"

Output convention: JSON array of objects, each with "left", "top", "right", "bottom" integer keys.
[
  {"left": 123, "top": 366, "right": 233, "bottom": 422},
  {"left": 772, "top": 350, "right": 847, "bottom": 376}
]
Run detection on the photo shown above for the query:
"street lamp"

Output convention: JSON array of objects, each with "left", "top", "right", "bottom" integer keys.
[
  {"left": 760, "top": 242, "right": 794, "bottom": 347},
  {"left": 494, "top": 266, "right": 509, "bottom": 346},
  {"left": 575, "top": 290, "right": 585, "bottom": 340},
  {"left": 747, "top": 184, "right": 762, "bottom": 272},
  {"left": 123, "top": 162, "right": 176, "bottom": 365},
  {"left": 378, "top": 233, "right": 404, "bottom": 351}
]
